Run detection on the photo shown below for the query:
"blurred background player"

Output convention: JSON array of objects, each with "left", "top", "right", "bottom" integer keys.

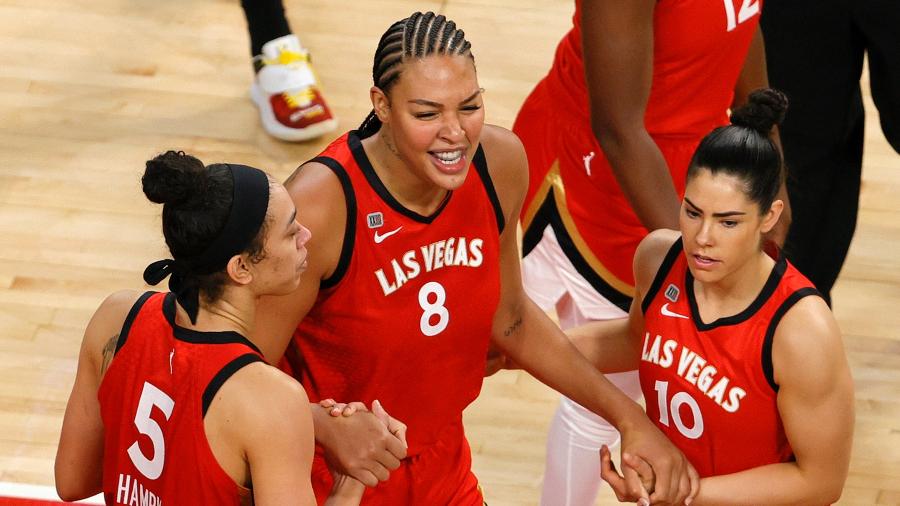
[{"left": 242, "top": 0, "right": 337, "bottom": 141}]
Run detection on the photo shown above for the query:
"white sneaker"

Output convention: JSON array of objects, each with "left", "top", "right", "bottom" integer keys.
[{"left": 250, "top": 35, "right": 338, "bottom": 142}]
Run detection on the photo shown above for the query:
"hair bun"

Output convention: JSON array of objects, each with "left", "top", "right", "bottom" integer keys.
[
  {"left": 142, "top": 150, "right": 207, "bottom": 205},
  {"left": 730, "top": 88, "right": 788, "bottom": 135}
]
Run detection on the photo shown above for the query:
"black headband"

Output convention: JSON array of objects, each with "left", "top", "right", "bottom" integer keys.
[{"left": 143, "top": 163, "right": 270, "bottom": 324}]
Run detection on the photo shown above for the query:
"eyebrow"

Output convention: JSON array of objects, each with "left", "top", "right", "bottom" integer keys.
[
  {"left": 408, "top": 90, "right": 482, "bottom": 108},
  {"left": 285, "top": 208, "right": 297, "bottom": 233},
  {"left": 684, "top": 198, "right": 747, "bottom": 218}
]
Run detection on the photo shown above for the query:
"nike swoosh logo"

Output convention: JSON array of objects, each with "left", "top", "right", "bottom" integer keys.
[
  {"left": 661, "top": 303, "right": 689, "bottom": 320},
  {"left": 373, "top": 226, "right": 403, "bottom": 244}
]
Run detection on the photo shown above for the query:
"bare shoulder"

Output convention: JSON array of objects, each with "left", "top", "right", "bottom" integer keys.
[
  {"left": 84, "top": 290, "right": 146, "bottom": 357},
  {"left": 633, "top": 229, "right": 681, "bottom": 292},
  {"left": 214, "top": 361, "right": 313, "bottom": 435},
  {"left": 478, "top": 124, "right": 528, "bottom": 219},
  {"left": 773, "top": 294, "right": 845, "bottom": 388}
]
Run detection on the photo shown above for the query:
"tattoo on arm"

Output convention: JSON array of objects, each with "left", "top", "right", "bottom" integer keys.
[
  {"left": 99, "top": 333, "right": 119, "bottom": 377},
  {"left": 503, "top": 317, "right": 523, "bottom": 337}
]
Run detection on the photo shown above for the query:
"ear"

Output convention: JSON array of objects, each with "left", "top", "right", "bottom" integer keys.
[
  {"left": 225, "top": 254, "right": 253, "bottom": 286},
  {"left": 370, "top": 86, "right": 391, "bottom": 123},
  {"left": 760, "top": 199, "right": 785, "bottom": 234}
]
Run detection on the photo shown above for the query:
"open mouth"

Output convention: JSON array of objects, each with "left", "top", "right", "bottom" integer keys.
[
  {"left": 692, "top": 254, "right": 719, "bottom": 267},
  {"left": 429, "top": 149, "right": 467, "bottom": 174}
]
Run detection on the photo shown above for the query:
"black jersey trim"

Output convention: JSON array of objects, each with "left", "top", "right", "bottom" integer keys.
[
  {"left": 471, "top": 144, "right": 505, "bottom": 234},
  {"left": 114, "top": 291, "right": 157, "bottom": 355},
  {"left": 761, "top": 287, "right": 822, "bottom": 392},
  {"left": 161, "top": 293, "right": 262, "bottom": 355},
  {"left": 522, "top": 193, "right": 632, "bottom": 312},
  {"left": 641, "top": 239, "right": 684, "bottom": 315},
  {"left": 202, "top": 353, "right": 265, "bottom": 418},
  {"left": 309, "top": 156, "right": 356, "bottom": 289},
  {"left": 348, "top": 130, "right": 452, "bottom": 224},
  {"left": 686, "top": 253, "right": 788, "bottom": 331}
]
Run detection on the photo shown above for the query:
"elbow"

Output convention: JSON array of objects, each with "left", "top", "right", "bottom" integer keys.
[
  {"left": 54, "top": 464, "right": 98, "bottom": 502},
  {"left": 55, "top": 482, "right": 88, "bottom": 503}
]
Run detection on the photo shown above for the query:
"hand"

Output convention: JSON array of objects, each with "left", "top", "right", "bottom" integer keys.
[
  {"left": 484, "top": 345, "right": 520, "bottom": 377},
  {"left": 599, "top": 445, "right": 651, "bottom": 505},
  {"left": 320, "top": 398, "right": 366, "bottom": 417},
  {"left": 372, "top": 399, "right": 408, "bottom": 449},
  {"left": 313, "top": 400, "right": 407, "bottom": 487},
  {"left": 618, "top": 416, "right": 699, "bottom": 505}
]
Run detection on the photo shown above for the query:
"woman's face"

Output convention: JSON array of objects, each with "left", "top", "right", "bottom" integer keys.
[
  {"left": 252, "top": 183, "right": 311, "bottom": 295},
  {"left": 679, "top": 169, "right": 780, "bottom": 284},
  {"left": 374, "top": 54, "right": 485, "bottom": 191}
]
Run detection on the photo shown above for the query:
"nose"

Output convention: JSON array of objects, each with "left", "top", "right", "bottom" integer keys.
[
  {"left": 297, "top": 224, "right": 312, "bottom": 248},
  {"left": 695, "top": 219, "right": 714, "bottom": 246},
  {"left": 440, "top": 113, "right": 465, "bottom": 142}
]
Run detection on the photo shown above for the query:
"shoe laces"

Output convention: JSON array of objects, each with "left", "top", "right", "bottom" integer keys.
[{"left": 284, "top": 87, "right": 318, "bottom": 108}]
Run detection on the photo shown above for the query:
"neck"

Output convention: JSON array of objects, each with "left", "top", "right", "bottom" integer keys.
[
  {"left": 175, "top": 289, "right": 255, "bottom": 339},
  {"left": 363, "top": 130, "right": 449, "bottom": 215}
]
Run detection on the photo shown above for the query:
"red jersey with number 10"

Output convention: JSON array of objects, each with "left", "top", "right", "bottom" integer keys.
[
  {"left": 638, "top": 239, "right": 819, "bottom": 477},
  {"left": 99, "top": 291, "right": 262, "bottom": 505}
]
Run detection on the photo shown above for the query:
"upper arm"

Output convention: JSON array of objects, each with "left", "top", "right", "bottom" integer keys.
[
  {"left": 254, "top": 162, "right": 348, "bottom": 363},
  {"left": 774, "top": 296, "right": 854, "bottom": 485},
  {"left": 582, "top": 0, "right": 656, "bottom": 137},
  {"left": 732, "top": 26, "right": 768, "bottom": 109},
  {"left": 628, "top": 230, "right": 682, "bottom": 341},
  {"left": 228, "top": 364, "right": 317, "bottom": 506},
  {"left": 479, "top": 126, "right": 531, "bottom": 341},
  {"left": 56, "top": 290, "right": 142, "bottom": 500}
]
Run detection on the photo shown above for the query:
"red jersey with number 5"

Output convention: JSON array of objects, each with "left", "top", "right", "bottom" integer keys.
[
  {"left": 638, "top": 239, "right": 819, "bottom": 477},
  {"left": 284, "top": 131, "right": 503, "bottom": 500},
  {"left": 98, "top": 291, "right": 262, "bottom": 505}
]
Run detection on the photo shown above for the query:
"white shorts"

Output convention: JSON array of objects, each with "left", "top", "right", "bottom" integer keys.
[{"left": 522, "top": 227, "right": 628, "bottom": 325}]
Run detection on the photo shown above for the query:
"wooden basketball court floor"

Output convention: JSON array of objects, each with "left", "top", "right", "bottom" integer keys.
[{"left": 0, "top": 0, "right": 898, "bottom": 504}]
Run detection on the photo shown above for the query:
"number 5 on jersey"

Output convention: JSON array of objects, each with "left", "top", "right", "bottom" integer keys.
[{"left": 127, "top": 381, "right": 175, "bottom": 480}]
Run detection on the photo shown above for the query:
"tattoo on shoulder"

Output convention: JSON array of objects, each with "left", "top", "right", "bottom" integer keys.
[
  {"left": 503, "top": 317, "right": 523, "bottom": 337},
  {"left": 100, "top": 333, "right": 119, "bottom": 377}
]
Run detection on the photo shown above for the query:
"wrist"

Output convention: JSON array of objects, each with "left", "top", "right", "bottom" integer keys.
[{"left": 310, "top": 402, "right": 331, "bottom": 445}]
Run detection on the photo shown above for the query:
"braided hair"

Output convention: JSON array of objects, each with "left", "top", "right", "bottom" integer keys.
[
  {"left": 359, "top": 11, "right": 475, "bottom": 138},
  {"left": 687, "top": 88, "right": 789, "bottom": 212}
]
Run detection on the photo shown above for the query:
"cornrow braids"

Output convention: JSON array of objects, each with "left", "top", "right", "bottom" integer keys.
[{"left": 359, "top": 11, "right": 475, "bottom": 138}]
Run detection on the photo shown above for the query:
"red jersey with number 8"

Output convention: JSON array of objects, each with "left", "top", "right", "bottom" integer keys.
[
  {"left": 638, "top": 239, "right": 819, "bottom": 477},
  {"left": 285, "top": 131, "right": 503, "bottom": 502},
  {"left": 99, "top": 291, "right": 262, "bottom": 505}
]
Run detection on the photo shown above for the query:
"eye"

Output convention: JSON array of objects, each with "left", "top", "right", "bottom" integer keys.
[
  {"left": 460, "top": 104, "right": 482, "bottom": 113},
  {"left": 413, "top": 111, "right": 438, "bottom": 120},
  {"left": 685, "top": 209, "right": 700, "bottom": 219},
  {"left": 721, "top": 220, "right": 738, "bottom": 228}
]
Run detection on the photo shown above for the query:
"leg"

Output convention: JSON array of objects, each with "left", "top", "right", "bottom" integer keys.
[
  {"left": 240, "top": 0, "right": 292, "bottom": 59},
  {"left": 856, "top": 0, "right": 900, "bottom": 152},
  {"left": 761, "top": 0, "right": 866, "bottom": 303}
]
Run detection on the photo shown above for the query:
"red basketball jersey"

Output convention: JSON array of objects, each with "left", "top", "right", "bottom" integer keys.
[
  {"left": 638, "top": 239, "right": 819, "bottom": 477},
  {"left": 284, "top": 131, "right": 503, "bottom": 501},
  {"left": 99, "top": 291, "right": 262, "bottom": 505},
  {"left": 518, "top": 0, "right": 762, "bottom": 304}
]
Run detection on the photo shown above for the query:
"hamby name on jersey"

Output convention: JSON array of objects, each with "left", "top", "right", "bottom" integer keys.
[
  {"left": 114, "top": 473, "right": 162, "bottom": 506},
  {"left": 375, "top": 236, "right": 484, "bottom": 296},
  {"left": 641, "top": 332, "right": 747, "bottom": 413}
]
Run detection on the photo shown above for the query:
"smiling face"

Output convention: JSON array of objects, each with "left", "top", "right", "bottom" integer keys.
[
  {"left": 680, "top": 169, "right": 782, "bottom": 284},
  {"left": 249, "top": 183, "right": 311, "bottom": 296},
  {"left": 371, "top": 54, "right": 485, "bottom": 193}
]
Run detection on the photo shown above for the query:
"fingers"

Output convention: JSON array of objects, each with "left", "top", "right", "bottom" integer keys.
[
  {"left": 686, "top": 461, "right": 700, "bottom": 505},
  {"left": 373, "top": 400, "right": 409, "bottom": 449},
  {"left": 384, "top": 427, "right": 408, "bottom": 460},
  {"left": 622, "top": 453, "right": 655, "bottom": 494},
  {"left": 621, "top": 455, "right": 651, "bottom": 506},
  {"left": 350, "top": 468, "right": 379, "bottom": 488},
  {"left": 598, "top": 445, "right": 629, "bottom": 502}
]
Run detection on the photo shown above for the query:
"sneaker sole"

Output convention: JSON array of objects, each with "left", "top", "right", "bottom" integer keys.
[{"left": 250, "top": 83, "right": 338, "bottom": 142}]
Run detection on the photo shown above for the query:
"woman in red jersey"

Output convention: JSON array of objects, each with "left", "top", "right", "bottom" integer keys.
[
  {"left": 252, "top": 11, "right": 699, "bottom": 506},
  {"left": 507, "top": 0, "right": 789, "bottom": 503},
  {"left": 573, "top": 90, "right": 854, "bottom": 504},
  {"left": 55, "top": 151, "right": 366, "bottom": 505}
]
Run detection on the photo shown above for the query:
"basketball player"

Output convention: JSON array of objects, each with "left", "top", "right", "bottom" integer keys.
[
  {"left": 509, "top": 1, "right": 787, "bottom": 503},
  {"left": 254, "top": 12, "right": 698, "bottom": 505},
  {"left": 578, "top": 90, "right": 854, "bottom": 504},
  {"left": 55, "top": 151, "right": 365, "bottom": 504}
]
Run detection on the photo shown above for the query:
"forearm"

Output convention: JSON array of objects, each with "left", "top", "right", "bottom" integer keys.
[
  {"left": 566, "top": 318, "right": 639, "bottom": 373},
  {"left": 694, "top": 463, "right": 844, "bottom": 506},
  {"left": 597, "top": 129, "right": 680, "bottom": 231},
  {"left": 324, "top": 476, "right": 364, "bottom": 506},
  {"left": 494, "top": 301, "right": 645, "bottom": 428}
]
